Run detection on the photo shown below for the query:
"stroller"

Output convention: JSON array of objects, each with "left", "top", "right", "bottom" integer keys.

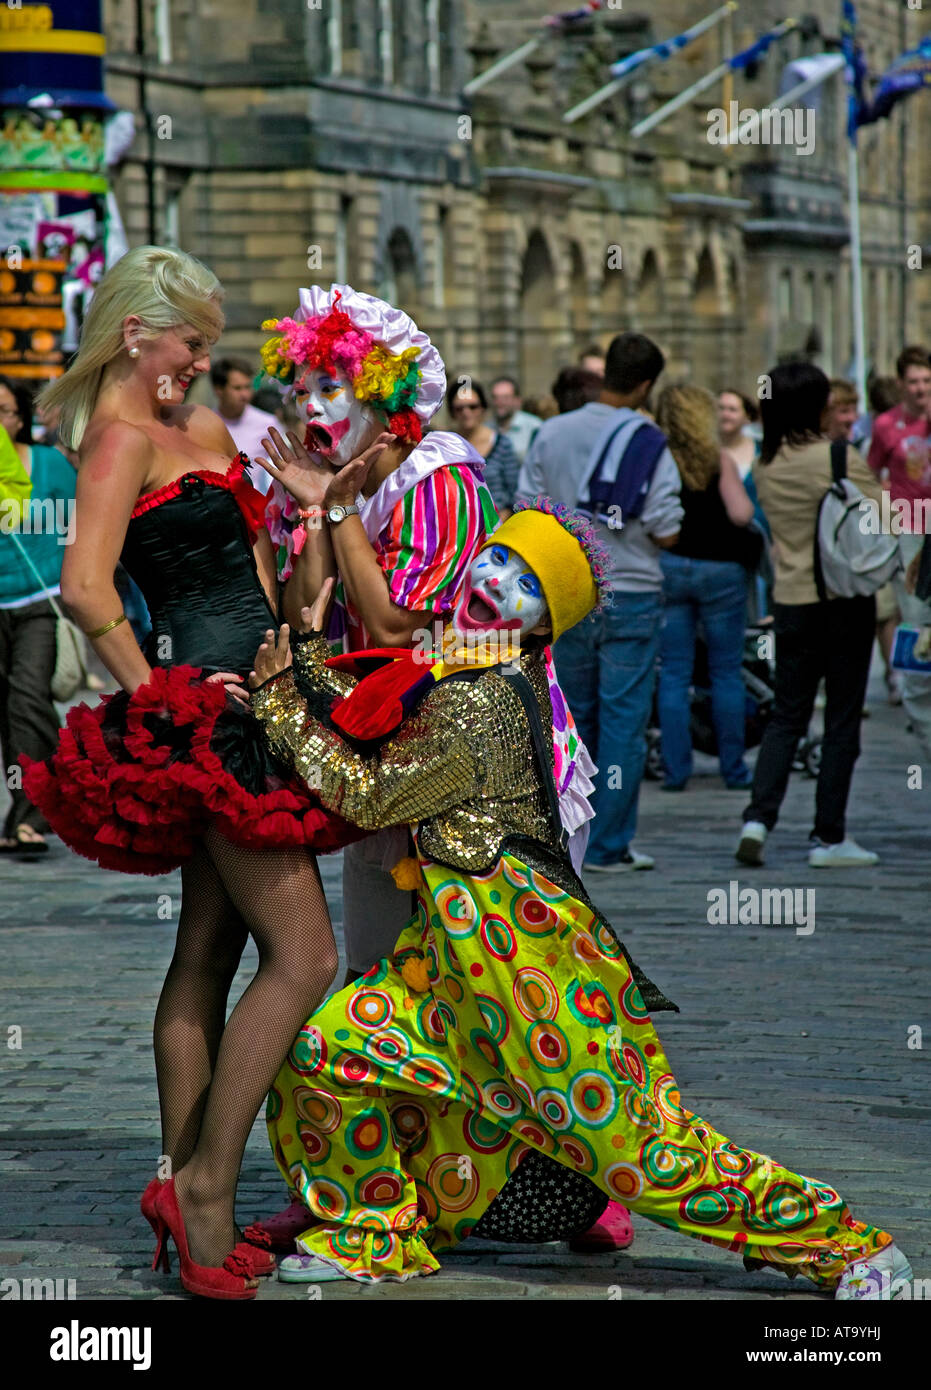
[{"left": 644, "top": 623, "right": 822, "bottom": 781}]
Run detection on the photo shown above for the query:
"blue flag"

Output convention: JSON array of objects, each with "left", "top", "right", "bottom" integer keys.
[
  {"left": 610, "top": 12, "right": 724, "bottom": 80},
  {"left": 844, "top": 8, "right": 931, "bottom": 132},
  {"left": 841, "top": 1, "right": 867, "bottom": 142},
  {"left": 861, "top": 61, "right": 931, "bottom": 125},
  {"left": 728, "top": 22, "right": 794, "bottom": 72}
]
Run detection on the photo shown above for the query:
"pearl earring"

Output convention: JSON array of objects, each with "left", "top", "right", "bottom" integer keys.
[{"left": 129, "top": 347, "right": 140, "bottom": 359}]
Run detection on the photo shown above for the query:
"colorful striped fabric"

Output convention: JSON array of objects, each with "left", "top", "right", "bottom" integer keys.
[{"left": 345, "top": 464, "right": 498, "bottom": 647}]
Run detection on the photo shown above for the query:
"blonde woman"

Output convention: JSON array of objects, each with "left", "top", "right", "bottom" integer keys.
[
  {"left": 23, "top": 247, "right": 360, "bottom": 1299},
  {"left": 655, "top": 384, "right": 757, "bottom": 791}
]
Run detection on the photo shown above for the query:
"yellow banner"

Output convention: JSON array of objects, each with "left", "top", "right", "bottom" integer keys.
[{"left": 0, "top": 30, "right": 106, "bottom": 56}]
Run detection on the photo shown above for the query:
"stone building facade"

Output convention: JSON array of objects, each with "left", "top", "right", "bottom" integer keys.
[{"left": 102, "top": 0, "right": 931, "bottom": 402}]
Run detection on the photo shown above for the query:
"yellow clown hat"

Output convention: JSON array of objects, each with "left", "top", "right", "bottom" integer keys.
[{"left": 483, "top": 498, "right": 610, "bottom": 644}]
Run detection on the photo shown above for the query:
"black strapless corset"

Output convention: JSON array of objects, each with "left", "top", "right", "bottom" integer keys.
[
  {"left": 121, "top": 458, "right": 275, "bottom": 678},
  {"left": 22, "top": 455, "right": 363, "bottom": 875}
]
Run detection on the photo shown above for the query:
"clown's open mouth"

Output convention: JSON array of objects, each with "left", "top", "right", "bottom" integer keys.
[
  {"left": 467, "top": 593, "right": 499, "bottom": 624},
  {"left": 304, "top": 422, "right": 334, "bottom": 453}
]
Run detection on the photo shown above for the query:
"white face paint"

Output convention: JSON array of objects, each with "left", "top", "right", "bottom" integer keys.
[
  {"left": 294, "top": 368, "right": 379, "bottom": 466},
  {"left": 453, "top": 543, "right": 548, "bottom": 639}
]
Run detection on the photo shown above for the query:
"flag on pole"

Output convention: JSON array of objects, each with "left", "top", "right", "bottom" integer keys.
[
  {"left": 544, "top": 3, "right": 601, "bottom": 28},
  {"left": 728, "top": 20, "right": 797, "bottom": 71},
  {"left": 841, "top": 0, "right": 868, "bottom": 141},
  {"left": 609, "top": 9, "right": 729, "bottom": 81},
  {"left": 777, "top": 53, "right": 848, "bottom": 112},
  {"left": 842, "top": 3, "right": 931, "bottom": 132},
  {"left": 861, "top": 62, "right": 931, "bottom": 125}
]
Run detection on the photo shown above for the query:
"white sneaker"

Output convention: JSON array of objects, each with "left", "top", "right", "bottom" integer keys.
[
  {"left": 735, "top": 821, "right": 767, "bottom": 866},
  {"left": 583, "top": 848, "right": 655, "bottom": 873},
  {"left": 278, "top": 1253, "right": 349, "bottom": 1283},
  {"left": 808, "top": 837, "right": 879, "bottom": 867},
  {"left": 835, "top": 1243, "right": 913, "bottom": 1300}
]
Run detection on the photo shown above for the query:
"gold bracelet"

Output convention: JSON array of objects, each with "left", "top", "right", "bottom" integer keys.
[{"left": 85, "top": 614, "right": 127, "bottom": 640}]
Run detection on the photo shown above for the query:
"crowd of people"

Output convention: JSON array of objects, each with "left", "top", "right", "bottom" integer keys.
[
  {"left": 0, "top": 247, "right": 922, "bottom": 1302},
  {"left": 440, "top": 337, "right": 931, "bottom": 872}
]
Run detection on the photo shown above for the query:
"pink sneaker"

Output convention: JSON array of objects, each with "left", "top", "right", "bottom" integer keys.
[
  {"left": 243, "top": 1195, "right": 316, "bottom": 1255},
  {"left": 569, "top": 1201, "right": 634, "bottom": 1253}
]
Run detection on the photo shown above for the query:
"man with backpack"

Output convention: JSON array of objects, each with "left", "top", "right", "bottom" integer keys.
[{"left": 516, "top": 333, "right": 682, "bottom": 872}]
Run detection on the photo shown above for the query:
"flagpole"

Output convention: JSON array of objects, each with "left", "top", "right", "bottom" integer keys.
[
  {"left": 848, "top": 138, "right": 867, "bottom": 405},
  {"left": 630, "top": 18, "right": 797, "bottom": 139},
  {"left": 562, "top": 1, "right": 738, "bottom": 124},
  {"left": 463, "top": 35, "right": 550, "bottom": 95},
  {"left": 630, "top": 59, "right": 733, "bottom": 137}
]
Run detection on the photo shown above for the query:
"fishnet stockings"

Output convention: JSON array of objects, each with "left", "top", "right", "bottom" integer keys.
[{"left": 154, "top": 827, "right": 337, "bottom": 1266}]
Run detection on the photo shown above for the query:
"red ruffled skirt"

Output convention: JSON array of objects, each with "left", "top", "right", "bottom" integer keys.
[{"left": 22, "top": 665, "right": 362, "bottom": 876}]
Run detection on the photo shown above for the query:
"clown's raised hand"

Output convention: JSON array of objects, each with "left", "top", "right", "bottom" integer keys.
[
  {"left": 258, "top": 426, "right": 332, "bottom": 510},
  {"left": 322, "top": 433, "right": 395, "bottom": 510},
  {"left": 249, "top": 624, "right": 293, "bottom": 690}
]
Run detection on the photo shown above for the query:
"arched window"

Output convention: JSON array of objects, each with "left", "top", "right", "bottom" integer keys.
[
  {"left": 693, "top": 247, "right": 717, "bottom": 316},
  {"left": 801, "top": 271, "right": 816, "bottom": 331},
  {"left": 638, "top": 250, "right": 662, "bottom": 320},
  {"left": 335, "top": 196, "right": 353, "bottom": 284},
  {"left": 519, "top": 231, "right": 559, "bottom": 392},
  {"left": 822, "top": 274, "right": 836, "bottom": 373},
  {"left": 569, "top": 242, "right": 589, "bottom": 345},
  {"left": 379, "top": 228, "right": 419, "bottom": 309},
  {"left": 778, "top": 268, "right": 793, "bottom": 324},
  {"left": 434, "top": 204, "right": 457, "bottom": 309}
]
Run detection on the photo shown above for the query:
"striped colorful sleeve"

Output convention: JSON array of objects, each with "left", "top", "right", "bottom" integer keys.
[{"left": 378, "top": 464, "right": 500, "bottom": 613}]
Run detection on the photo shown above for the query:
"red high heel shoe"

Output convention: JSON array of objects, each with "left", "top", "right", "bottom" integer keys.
[
  {"left": 141, "top": 1177, "right": 170, "bottom": 1272},
  {"left": 144, "top": 1175, "right": 274, "bottom": 1276},
  {"left": 153, "top": 1177, "right": 257, "bottom": 1300}
]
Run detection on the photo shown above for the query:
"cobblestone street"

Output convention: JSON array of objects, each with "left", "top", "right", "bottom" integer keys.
[{"left": 1, "top": 668, "right": 928, "bottom": 1303}]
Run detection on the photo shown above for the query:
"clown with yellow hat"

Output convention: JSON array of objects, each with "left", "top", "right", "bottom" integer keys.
[{"left": 243, "top": 503, "right": 906, "bottom": 1298}]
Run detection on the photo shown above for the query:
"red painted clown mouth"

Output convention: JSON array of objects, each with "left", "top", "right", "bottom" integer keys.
[
  {"left": 304, "top": 422, "right": 334, "bottom": 454},
  {"left": 303, "top": 417, "right": 352, "bottom": 457}
]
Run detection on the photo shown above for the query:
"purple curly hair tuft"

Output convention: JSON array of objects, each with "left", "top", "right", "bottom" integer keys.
[{"left": 512, "top": 496, "right": 613, "bottom": 612}]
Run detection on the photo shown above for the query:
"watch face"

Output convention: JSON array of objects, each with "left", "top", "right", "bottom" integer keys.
[{"left": 328, "top": 505, "right": 346, "bottom": 523}]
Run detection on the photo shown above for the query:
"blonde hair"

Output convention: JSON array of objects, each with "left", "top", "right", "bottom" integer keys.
[
  {"left": 656, "top": 382, "right": 720, "bottom": 491},
  {"left": 40, "top": 246, "right": 225, "bottom": 449}
]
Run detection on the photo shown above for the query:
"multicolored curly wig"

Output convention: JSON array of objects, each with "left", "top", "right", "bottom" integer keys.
[{"left": 260, "top": 290, "right": 424, "bottom": 443}]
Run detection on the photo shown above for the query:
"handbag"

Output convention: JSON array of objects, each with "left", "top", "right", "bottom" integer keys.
[{"left": 5, "top": 528, "right": 89, "bottom": 702}]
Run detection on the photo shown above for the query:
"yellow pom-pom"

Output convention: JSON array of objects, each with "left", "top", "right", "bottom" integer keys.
[
  {"left": 390, "top": 856, "right": 422, "bottom": 891},
  {"left": 399, "top": 957, "right": 431, "bottom": 994}
]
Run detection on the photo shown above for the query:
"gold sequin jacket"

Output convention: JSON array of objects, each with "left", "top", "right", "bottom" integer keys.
[{"left": 250, "top": 634, "right": 562, "bottom": 872}]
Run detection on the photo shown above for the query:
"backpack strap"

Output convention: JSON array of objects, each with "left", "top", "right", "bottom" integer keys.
[
  {"left": 830, "top": 437, "right": 848, "bottom": 484},
  {"left": 814, "top": 440, "right": 850, "bottom": 602}
]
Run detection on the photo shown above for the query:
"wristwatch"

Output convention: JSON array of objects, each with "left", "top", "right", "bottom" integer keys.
[{"left": 326, "top": 503, "right": 360, "bottom": 525}]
